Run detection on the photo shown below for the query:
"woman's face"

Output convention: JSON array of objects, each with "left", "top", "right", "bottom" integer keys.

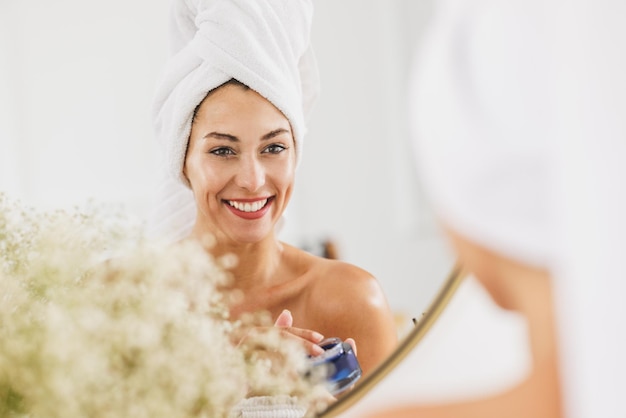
[{"left": 184, "top": 83, "right": 296, "bottom": 244}]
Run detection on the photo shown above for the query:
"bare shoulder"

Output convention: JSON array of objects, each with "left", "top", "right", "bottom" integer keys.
[
  {"left": 310, "top": 259, "right": 394, "bottom": 338},
  {"left": 289, "top": 249, "right": 398, "bottom": 376},
  {"left": 311, "top": 258, "right": 388, "bottom": 309},
  {"left": 282, "top": 244, "right": 386, "bottom": 312}
]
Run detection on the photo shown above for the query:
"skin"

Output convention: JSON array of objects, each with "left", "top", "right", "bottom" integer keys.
[
  {"left": 182, "top": 81, "right": 398, "bottom": 377},
  {"left": 363, "top": 227, "right": 563, "bottom": 418}
]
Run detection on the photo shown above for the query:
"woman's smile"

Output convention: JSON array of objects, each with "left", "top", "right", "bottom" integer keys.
[
  {"left": 224, "top": 197, "right": 274, "bottom": 219},
  {"left": 184, "top": 82, "right": 296, "bottom": 242}
]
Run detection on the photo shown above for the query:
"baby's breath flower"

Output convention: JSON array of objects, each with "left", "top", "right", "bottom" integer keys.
[{"left": 0, "top": 193, "right": 327, "bottom": 418}]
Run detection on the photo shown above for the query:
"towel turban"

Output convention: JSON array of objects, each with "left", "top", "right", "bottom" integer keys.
[
  {"left": 409, "top": 0, "right": 556, "bottom": 269},
  {"left": 148, "top": 0, "right": 319, "bottom": 242},
  {"left": 153, "top": 0, "right": 319, "bottom": 187}
]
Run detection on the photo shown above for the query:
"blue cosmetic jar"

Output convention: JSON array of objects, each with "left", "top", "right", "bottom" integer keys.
[{"left": 310, "top": 337, "right": 362, "bottom": 395}]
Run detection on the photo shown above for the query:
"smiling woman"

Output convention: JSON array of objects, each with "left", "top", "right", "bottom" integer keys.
[
  {"left": 184, "top": 80, "right": 296, "bottom": 241},
  {"left": 149, "top": 0, "right": 399, "bottom": 376},
  {"left": 0, "top": 0, "right": 461, "bottom": 416}
]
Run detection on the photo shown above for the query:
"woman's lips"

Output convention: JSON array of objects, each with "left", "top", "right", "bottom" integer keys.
[{"left": 224, "top": 197, "right": 273, "bottom": 219}]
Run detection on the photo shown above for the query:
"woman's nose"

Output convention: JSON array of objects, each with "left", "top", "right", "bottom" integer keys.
[{"left": 235, "top": 155, "right": 266, "bottom": 191}]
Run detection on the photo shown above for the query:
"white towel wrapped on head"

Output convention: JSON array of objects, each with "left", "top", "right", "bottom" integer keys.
[{"left": 148, "top": 0, "right": 319, "bottom": 242}]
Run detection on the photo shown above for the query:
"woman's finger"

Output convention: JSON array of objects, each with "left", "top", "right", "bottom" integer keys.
[
  {"left": 274, "top": 328, "right": 323, "bottom": 356},
  {"left": 344, "top": 338, "right": 357, "bottom": 356},
  {"left": 274, "top": 309, "right": 293, "bottom": 327},
  {"left": 280, "top": 326, "right": 324, "bottom": 344},
  {"left": 272, "top": 310, "right": 325, "bottom": 355}
]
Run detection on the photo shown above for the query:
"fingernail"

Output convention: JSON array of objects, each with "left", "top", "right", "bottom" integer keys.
[
  {"left": 312, "top": 345, "right": 324, "bottom": 356},
  {"left": 312, "top": 332, "right": 324, "bottom": 341}
]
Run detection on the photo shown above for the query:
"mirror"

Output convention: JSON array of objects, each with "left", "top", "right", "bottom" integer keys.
[
  {"left": 319, "top": 265, "right": 465, "bottom": 418},
  {"left": 295, "top": 0, "right": 453, "bottom": 340},
  {"left": 0, "top": 0, "right": 456, "bottom": 415}
]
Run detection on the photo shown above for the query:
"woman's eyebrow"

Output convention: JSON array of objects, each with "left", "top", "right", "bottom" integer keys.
[
  {"left": 203, "top": 132, "right": 238, "bottom": 141},
  {"left": 261, "top": 128, "right": 290, "bottom": 140},
  {"left": 203, "top": 128, "right": 289, "bottom": 142}
]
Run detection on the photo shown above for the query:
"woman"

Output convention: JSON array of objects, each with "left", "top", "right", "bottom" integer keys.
[
  {"left": 150, "top": 0, "right": 397, "bottom": 377},
  {"left": 184, "top": 78, "right": 397, "bottom": 372}
]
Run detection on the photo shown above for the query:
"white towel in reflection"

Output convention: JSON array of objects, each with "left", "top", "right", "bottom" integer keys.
[
  {"left": 409, "top": 0, "right": 557, "bottom": 269},
  {"left": 147, "top": 0, "right": 319, "bottom": 242}
]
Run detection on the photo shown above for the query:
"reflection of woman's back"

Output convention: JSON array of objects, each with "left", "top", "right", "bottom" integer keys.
[{"left": 149, "top": 0, "right": 397, "bottom": 378}]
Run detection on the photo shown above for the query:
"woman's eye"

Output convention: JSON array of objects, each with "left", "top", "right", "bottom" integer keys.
[
  {"left": 209, "top": 147, "right": 235, "bottom": 156},
  {"left": 263, "top": 144, "right": 287, "bottom": 154}
]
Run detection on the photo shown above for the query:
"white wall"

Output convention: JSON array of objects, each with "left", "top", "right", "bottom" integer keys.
[
  {"left": 0, "top": 0, "right": 453, "bottom": 323},
  {"left": 0, "top": 0, "right": 170, "bottom": 217}
]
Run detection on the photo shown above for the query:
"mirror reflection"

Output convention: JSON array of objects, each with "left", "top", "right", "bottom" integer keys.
[
  {"left": 301, "top": 0, "right": 452, "bottom": 338},
  {"left": 0, "top": 0, "right": 454, "bottom": 415}
]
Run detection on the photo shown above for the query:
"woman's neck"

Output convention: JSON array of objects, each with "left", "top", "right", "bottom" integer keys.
[{"left": 188, "top": 229, "right": 286, "bottom": 291}]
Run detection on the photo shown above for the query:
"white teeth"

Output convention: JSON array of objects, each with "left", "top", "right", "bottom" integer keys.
[{"left": 228, "top": 199, "right": 268, "bottom": 213}]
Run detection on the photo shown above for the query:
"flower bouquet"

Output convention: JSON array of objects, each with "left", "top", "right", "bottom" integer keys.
[{"left": 0, "top": 194, "right": 328, "bottom": 418}]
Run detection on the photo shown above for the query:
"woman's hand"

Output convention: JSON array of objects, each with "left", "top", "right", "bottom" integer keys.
[
  {"left": 274, "top": 309, "right": 358, "bottom": 357},
  {"left": 235, "top": 309, "right": 357, "bottom": 358},
  {"left": 273, "top": 309, "right": 325, "bottom": 356}
]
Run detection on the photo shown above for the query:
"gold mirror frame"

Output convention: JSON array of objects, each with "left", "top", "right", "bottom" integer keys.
[{"left": 318, "top": 264, "right": 466, "bottom": 418}]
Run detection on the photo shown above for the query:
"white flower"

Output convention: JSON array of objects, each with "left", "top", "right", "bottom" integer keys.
[{"left": 0, "top": 193, "right": 328, "bottom": 418}]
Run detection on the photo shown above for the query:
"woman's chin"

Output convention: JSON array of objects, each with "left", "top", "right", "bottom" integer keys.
[{"left": 228, "top": 227, "right": 275, "bottom": 245}]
